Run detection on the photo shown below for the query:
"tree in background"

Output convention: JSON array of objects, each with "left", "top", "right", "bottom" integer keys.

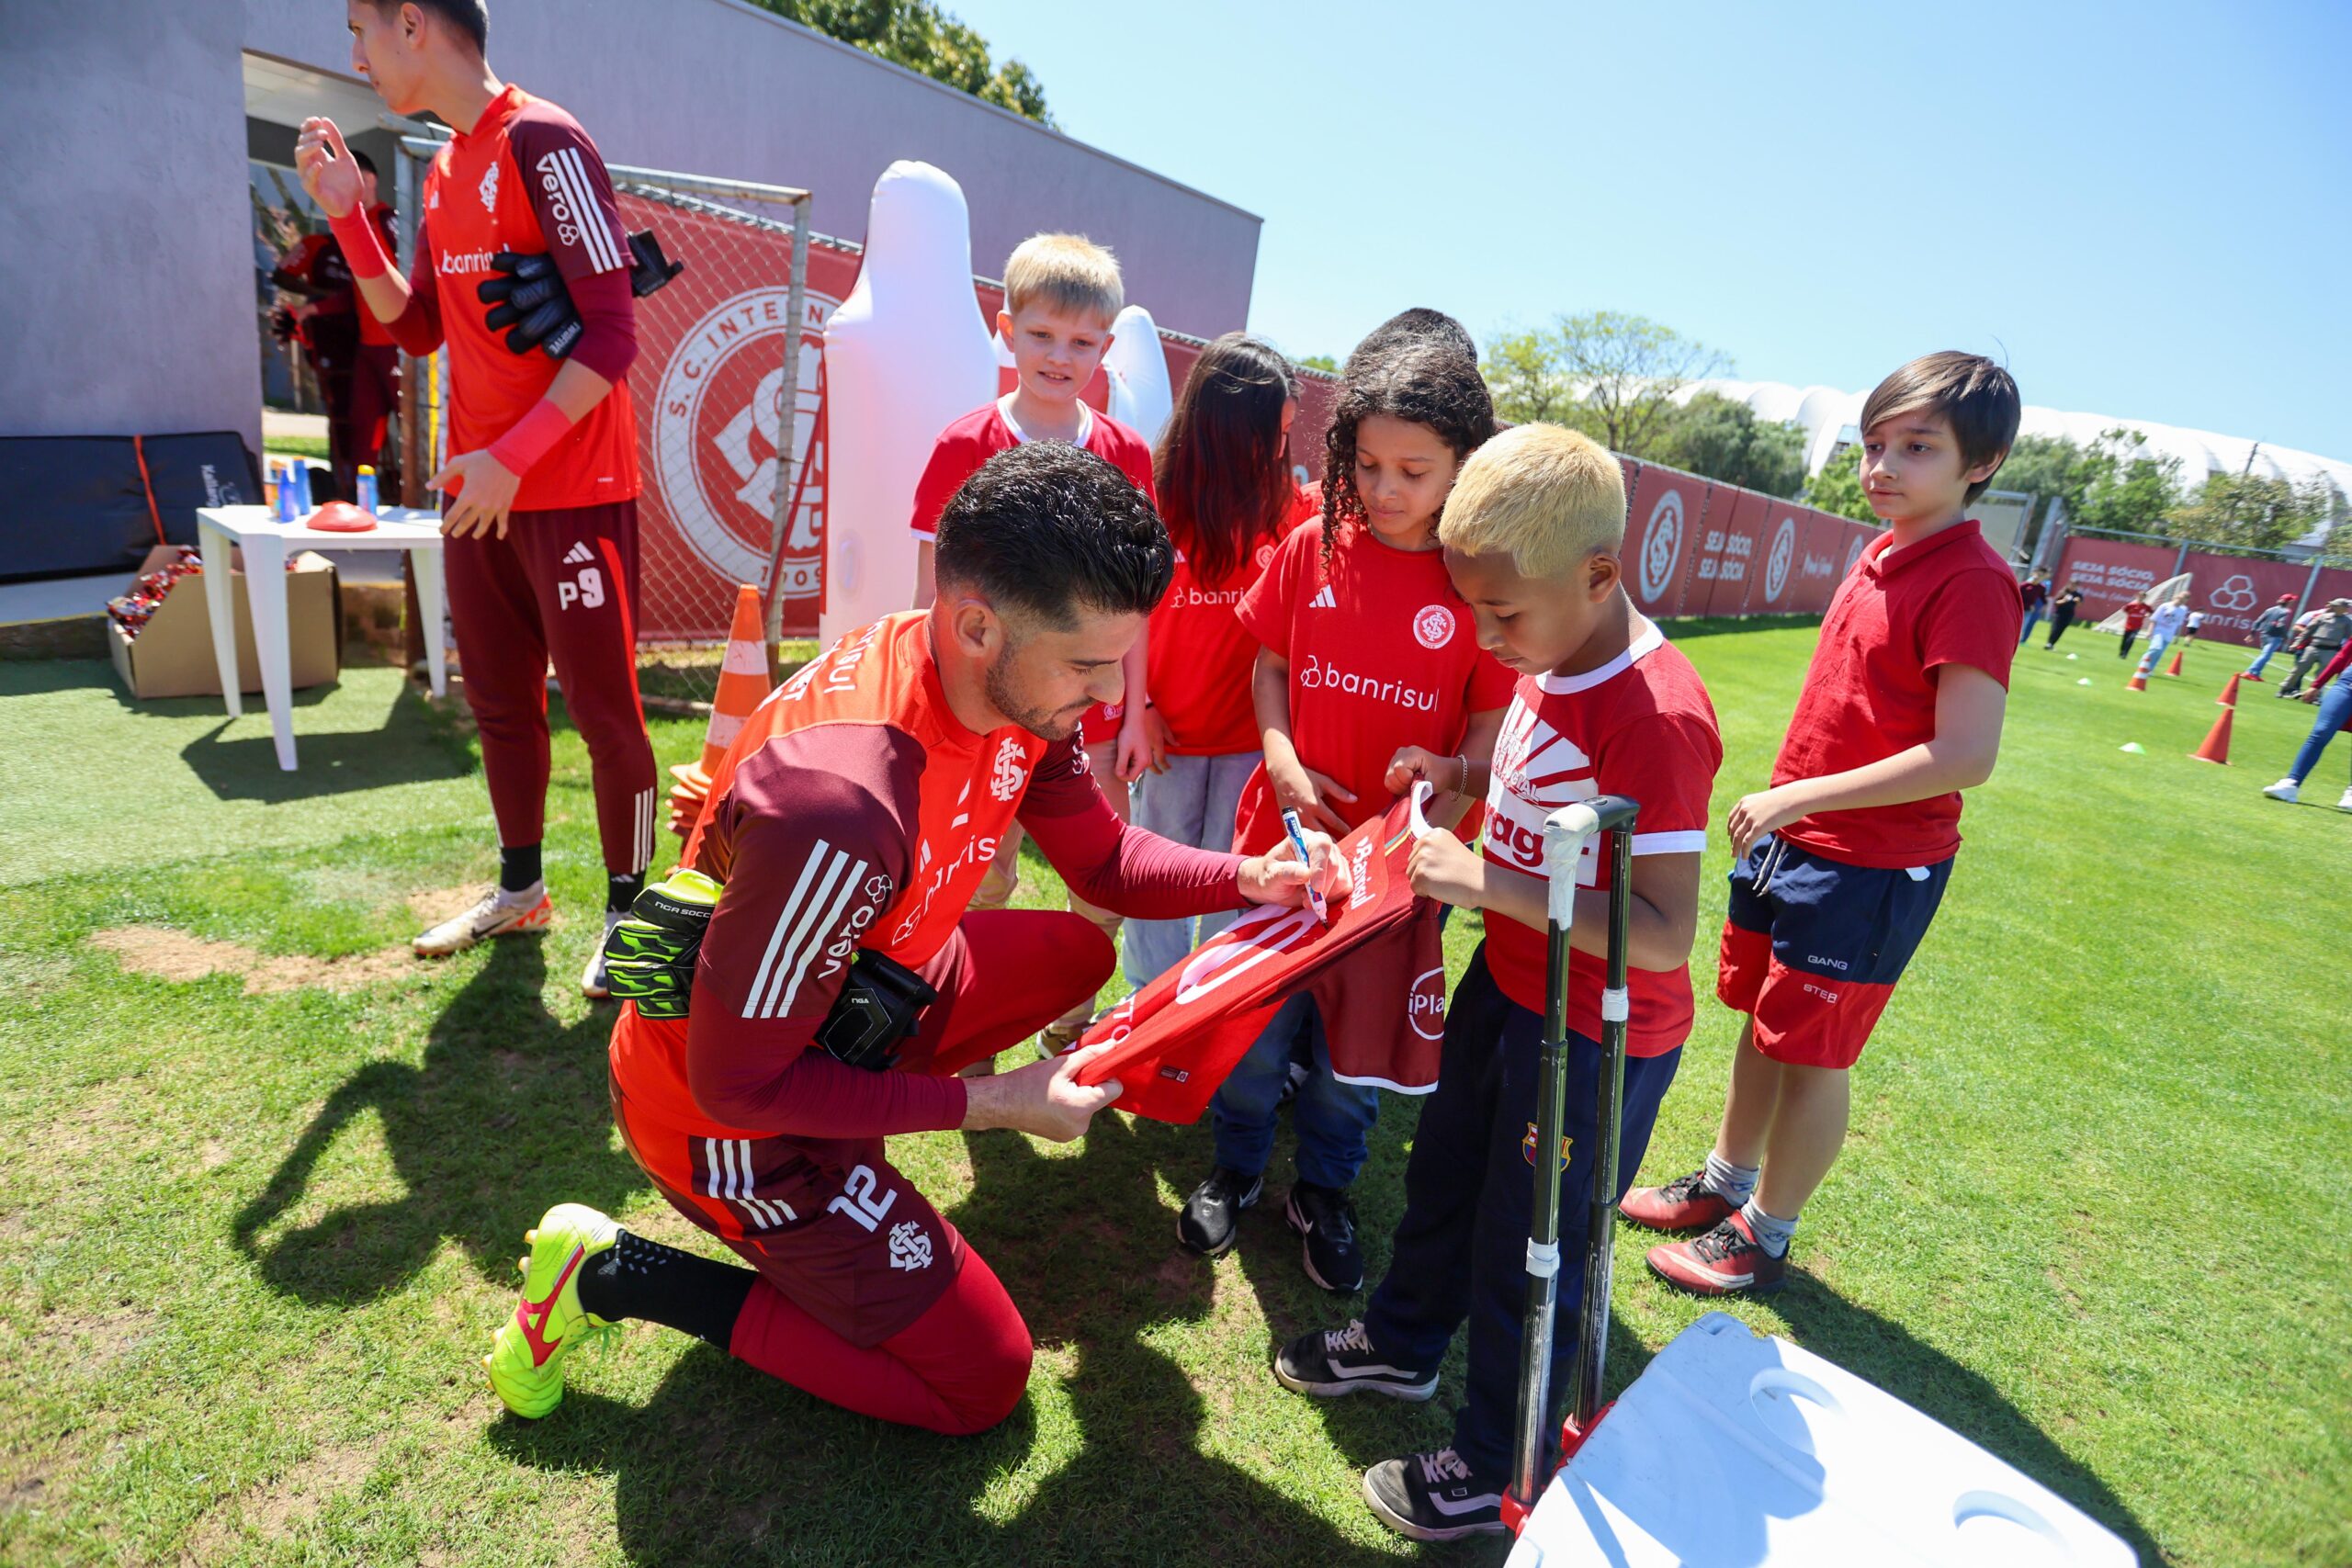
[
  {"left": 2069, "top": 430, "right": 2183, "bottom": 535},
  {"left": 1295, "top": 354, "right": 1339, "bottom": 373},
  {"left": 1803, "top": 446, "right": 1877, "bottom": 523},
  {"left": 1481, "top": 310, "right": 1728, "bottom": 450},
  {"left": 1648, "top": 392, "right": 1807, "bottom": 498},
  {"left": 2164, "top": 470, "right": 2337, "bottom": 553},
  {"left": 752, "top": 0, "right": 1052, "bottom": 123}
]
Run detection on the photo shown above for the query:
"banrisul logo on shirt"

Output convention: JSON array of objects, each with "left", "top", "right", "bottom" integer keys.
[
  {"left": 1296, "top": 654, "right": 1438, "bottom": 713},
  {"left": 1412, "top": 604, "right": 1457, "bottom": 649}
]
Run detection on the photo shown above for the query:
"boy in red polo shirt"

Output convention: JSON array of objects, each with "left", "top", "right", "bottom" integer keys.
[
  {"left": 300, "top": 0, "right": 659, "bottom": 998},
  {"left": 1629, "top": 352, "right": 2022, "bottom": 1297}
]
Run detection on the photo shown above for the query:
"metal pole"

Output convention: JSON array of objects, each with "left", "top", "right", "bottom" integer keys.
[
  {"left": 1568, "top": 822, "right": 1636, "bottom": 1434},
  {"left": 2302, "top": 556, "right": 2324, "bottom": 618},
  {"left": 394, "top": 144, "right": 425, "bottom": 507},
  {"left": 763, "top": 192, "right": 813, "bottom": 665}
]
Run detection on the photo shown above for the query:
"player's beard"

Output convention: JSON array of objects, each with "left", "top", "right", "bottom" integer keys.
[{"left": 983, "top": 644, "right": 1083, "bottom": 742}]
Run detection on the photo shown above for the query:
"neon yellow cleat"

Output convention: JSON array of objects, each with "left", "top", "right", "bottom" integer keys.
[{"left": 484, "top": 1203, "right": 619, "bottom": 1418}]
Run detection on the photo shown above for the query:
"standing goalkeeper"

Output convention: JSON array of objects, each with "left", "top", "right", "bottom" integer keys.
[{"left": 300, "top": 0, "right": 657, "bottom": 994}]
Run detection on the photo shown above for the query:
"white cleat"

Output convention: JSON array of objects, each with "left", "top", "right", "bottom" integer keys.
[
  {"left": 2260, "top": 779, "right": 2300, "bottom": 804},
  {"left": 414, "top": 881, "right": 553, "bottom": 957},
  {"left": 2338, "top": 787, "right": 2352, "bottom": 813},
  {"left": 581, "top": 909, "right": 625, "bottom": 998}
]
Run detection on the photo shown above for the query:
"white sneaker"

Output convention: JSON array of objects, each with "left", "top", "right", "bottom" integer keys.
[
  {"left": 2337, "top": 787, "right": 2352, "bottom": 812},
  {"left": 2261, "top": 779, "right": 2300, "bottom": 804},
  {"left": 413, "top": 881, "right": 553, "bottom": 957},
  {"left": 581, "top": 909, "right": 625, "bottom": 998}
]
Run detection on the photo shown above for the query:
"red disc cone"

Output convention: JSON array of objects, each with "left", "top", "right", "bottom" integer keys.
[{"left": 2189, "top": 705, "right": 2233, "bottom": 764}]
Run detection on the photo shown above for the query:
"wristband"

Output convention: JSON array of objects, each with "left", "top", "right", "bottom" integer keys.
[
  {"left": 327, "top": 204, "right": 392, "bottom": 282},
  {"left": 487, "top": 399, "right": 576, "bottom": 479}
]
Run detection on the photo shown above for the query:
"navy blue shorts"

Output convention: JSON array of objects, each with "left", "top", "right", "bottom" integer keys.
[{"left": 1716, "top": 834, "right": 1952, "bottom": 1067}]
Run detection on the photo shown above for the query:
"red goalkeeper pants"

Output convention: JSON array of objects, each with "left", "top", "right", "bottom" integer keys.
[
  {"left": 445, "top": 502, "right": 658, "bottom": 875},
  {"left": 614, "top": 909, "right": 1115, "bottom": 1434}
]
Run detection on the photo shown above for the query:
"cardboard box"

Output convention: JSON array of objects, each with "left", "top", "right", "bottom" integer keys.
[{"left": 107, "top": 544, "right": 342, "bottom": 700}]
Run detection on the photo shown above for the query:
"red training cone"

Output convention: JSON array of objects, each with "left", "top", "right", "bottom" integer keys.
[
  {"left": 669, "top": 583, "right": 773, "bottom": 841},
  {"left": 2164, "top": 649, "right": 2185, "bottom": 678},
  {"left": 2125, "top": 651, "right": 2152, "bottom": 692},
  {"left": 2189, "top": 705, "right": 2233, "bottom": 764},
  {"left": 2217, "top": 673, "right": 2242, "bottom": 708}
]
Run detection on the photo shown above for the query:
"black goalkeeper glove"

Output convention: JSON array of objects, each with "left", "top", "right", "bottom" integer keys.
[
  {"left": 477, "top": 229, "right": 686, "bottom": 360},
  {"left": 601, "top": 867, "right": 723, "bottom": 1019}
]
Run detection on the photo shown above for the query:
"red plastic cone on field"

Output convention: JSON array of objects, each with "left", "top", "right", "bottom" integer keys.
[
  {"left": 2164, "top": 649, "right": 2185, "bottom": 677},
  {"left": 2190, "top": 704, "right": 2233, "bottom": 764},
  {"left": 2125, "top": 651, "right": 2152, "bottom": 692},
  {"left": 668, "top": 584, "right": 772, "bottom": 841},
  {"left": 2217, "top": 673, "right": 2242, "bottom": 708}
]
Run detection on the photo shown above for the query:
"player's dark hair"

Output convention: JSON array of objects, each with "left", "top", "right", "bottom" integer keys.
[
  {"left": 1154, "top": 333, "right": 1297, "bottom": 586},
  {"left": 352, "top": 149, "right": 378, "bottom": 177},
  {"left": 1320, "top": 340, "right": 1496, "bottom": 564},
  {"left": 368, "top": 0, "right": 488, "bottom": 55},
  {"left": 1343, "top": 307, "right": 1477, "bottom": 378},
  {"left": 1860, "top": 351, "right": 2020, "bottom": 505},
  {"left": 935, "top": 442, "right": 1174, "bottom": 628}
]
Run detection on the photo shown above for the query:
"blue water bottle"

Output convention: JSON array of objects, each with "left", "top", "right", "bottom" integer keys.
[
  {"left": 356, "top": 465, "right": 378, "bottom": 515},
  {"left": 291, "top": 459, "right": 312, "bottom": 516},
  {"left": 274, "top": 459, "right": 299, "bottom": 523}
]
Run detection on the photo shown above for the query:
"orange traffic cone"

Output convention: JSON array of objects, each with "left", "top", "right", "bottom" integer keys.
[
  {"left": 2164, "top": 649, "right": 2185, "bottom": 677},
  {"left": 2217, "top": 672, "right": 2242, "bottom": 708},
  {"left": 2125, "top": 650, "right": 2152, "bottom": 692},
  {"left": 2189, "top": 704, "right": 2233, "bottom": 764},
  {"left": 669, "top": 584, "right": 772, "bottom": 840}
]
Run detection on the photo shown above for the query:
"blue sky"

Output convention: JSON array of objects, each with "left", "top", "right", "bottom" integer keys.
[{"left": 951, "top": 0, "right": 2348, "bottom": 459}]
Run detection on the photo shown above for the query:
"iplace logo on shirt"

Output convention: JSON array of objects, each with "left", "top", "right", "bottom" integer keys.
[
  {"left": 478, "top": 158, "right": 500, "bottom": 214},
  {"left": 1412, "top": 604, "right": 1457, "bottom": 650}
]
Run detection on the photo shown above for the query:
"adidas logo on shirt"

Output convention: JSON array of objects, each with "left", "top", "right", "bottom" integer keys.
[
  {"left": 1309, "top": 585, "right": 1338, "bottom": 609},
  {"left": 562, "top": 542, "right": 594, "bottom": 566}
]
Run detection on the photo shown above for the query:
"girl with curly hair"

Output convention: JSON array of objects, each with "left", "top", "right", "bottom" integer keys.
[{"left": 1172, "top": 335, "right": 1515, "bottom": 1293}]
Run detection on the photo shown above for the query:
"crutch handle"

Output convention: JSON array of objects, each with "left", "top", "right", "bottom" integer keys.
[{"left": 1540, "top": 795, "right": 1641, "bottom": 926}]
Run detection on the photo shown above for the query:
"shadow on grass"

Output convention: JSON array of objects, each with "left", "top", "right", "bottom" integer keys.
[
  {"left": 489, "top": 1107, "right": 1427, "bottom": 1568},
  {"left": 177, "top": 680, "right": 472, "bottom": 802},
  {"left": 232, "top": 937, "right": 643, "bottom": 1303}
]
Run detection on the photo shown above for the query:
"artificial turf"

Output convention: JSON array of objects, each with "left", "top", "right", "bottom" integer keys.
[{"left": 0, "top": 621, "right": 2343, "bottom": 1565}]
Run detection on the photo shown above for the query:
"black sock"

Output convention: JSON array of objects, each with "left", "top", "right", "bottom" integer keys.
[
  {"left": 500, "top": 843, "right": 543, "bottom": 894},
  {"left": 606, "top": 872, "right": 644, "bottom": 914},
  {"left": 576, "top": 1228, "right": 758, "bottom": 1349}
]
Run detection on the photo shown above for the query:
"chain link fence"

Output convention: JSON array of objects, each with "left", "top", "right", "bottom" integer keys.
[{"left": 392, "top": 128, "right": 818, "bottom": 708}]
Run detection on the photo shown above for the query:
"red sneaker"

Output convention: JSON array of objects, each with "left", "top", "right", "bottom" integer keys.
[
  {"left": 1646, "top": 1211, "right": 1788, "bottom": 1296},
  {"left": 1621, "top": 1169, "right": 1735, "bottom": 1233}
]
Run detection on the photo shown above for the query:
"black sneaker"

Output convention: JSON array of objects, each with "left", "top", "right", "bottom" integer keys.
[
  {"left": 1273, "top": 1318, "right": 1438, "bottom": 1401},
  {"left": 1176, "top": 1166, "right": 1261, "bottom": 1257},
  {"left": 1362, "top": 1448, "right": 1506, "bottom": 1541},
  {"left": 1285, "top": 1181, "right": 1363, "bottom": 1292}
]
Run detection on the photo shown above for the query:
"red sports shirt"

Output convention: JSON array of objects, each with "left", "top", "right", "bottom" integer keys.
[
  {"left": 1771, "top": 520, "right": 2022, "bottom": 868},
  {"left": 1477, "top": 624, "right": 1723, "bottom": 1057},
  {"left": 1231, "top": 518, "right": 1517, "bottom": 852},
  {"left": 607, "top": 612, "right": 1241, "bottom": 1141},
  {"left": 908, "top": 399, "right": 1157, "bottom": 737},
  {"left": 407, "top": 85, "right": 639, "bottom": 511},
  {"left": 1148, "top": 488, "right": 1318, "bottom": 757}
]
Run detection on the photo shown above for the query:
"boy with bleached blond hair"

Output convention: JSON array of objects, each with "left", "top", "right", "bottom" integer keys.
[{"left": 1272, "top": 423, "right": 1724, "bottom": 1541}]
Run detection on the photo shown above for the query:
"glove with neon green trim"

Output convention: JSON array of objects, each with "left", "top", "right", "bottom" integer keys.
[{"left": 601, "top": 866, "right": 722, "bottom": 1019}]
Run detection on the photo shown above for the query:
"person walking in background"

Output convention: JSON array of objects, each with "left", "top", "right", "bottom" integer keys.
[
  {"left": 2018, "top": 568, "right": 2050, "bottom": 644},
  {"left": 2245, "top": 594, "right": 2295, "bottom": 677},
  {"left": 2142, "top": 592, "right": 2188, "bottom": 671},
  {"left": 2044, "top": 581, "right": 2085, "bottom": 649},
  {"left": 2262, "top": 638, "right": 2352, "bottom": 810},
  {"left": 2119, "top": 593, "right": 2153, "bottom": 660},
  {"left": 2278, "top": 598, "right": 2352, "bottom": 698}
]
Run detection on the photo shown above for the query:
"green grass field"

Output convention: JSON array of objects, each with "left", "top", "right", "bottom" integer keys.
[{"left": 1, "top": 623, "right": 2344, "bottom": 1566}]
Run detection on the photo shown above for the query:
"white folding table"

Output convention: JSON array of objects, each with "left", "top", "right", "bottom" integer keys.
[{"left": 194, "top": 505, "right": 447, "bottom": 771}]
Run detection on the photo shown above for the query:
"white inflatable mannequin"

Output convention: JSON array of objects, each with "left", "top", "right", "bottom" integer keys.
[
  {"left": 818, "top": 162, "right": 998, "bottom": 646},
  {"left": 1102, "top": 303, "right": 1175, "bottom": 448}
]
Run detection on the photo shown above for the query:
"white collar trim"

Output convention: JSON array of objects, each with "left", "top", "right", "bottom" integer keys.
[
  {"left": 1535, "top": 618, "right": 1664, "bottom": 695},
  {"left": 999, "top": 392, "right": 1091, "bottom": 447}
]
